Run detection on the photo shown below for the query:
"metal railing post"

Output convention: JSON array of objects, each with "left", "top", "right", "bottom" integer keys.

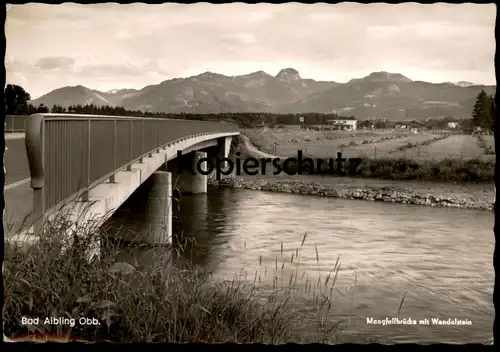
[
  {"left": 82, "top": 118, "right": 91, "bottom": 201},
  {"left": 127, "top": 119, "right": 133, "bottom": 171},
  {"left": 109, "top": 119, "right": 116, "bottom": 183},
  {"left": 25, "top": 114, "right": 47, "bottom": 235},
  {"left": 32, "top": 119, "right": 46, "bottom": 235}
]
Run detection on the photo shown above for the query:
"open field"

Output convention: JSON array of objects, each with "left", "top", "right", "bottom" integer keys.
[
  {"left": 244, "top": 128, "right": 496, "bottom": 162},
  {"left": 389, "top": 134, "right": 494, "bottom": 161},
  {"left": 244, "top": 128, "right": 431, "bottom": 158},
  {"left": 245, "top": 128, "right": 439, "bottom": 159},
  {"left": 342, "top": 134, "right": 442, "bottom": 159}
]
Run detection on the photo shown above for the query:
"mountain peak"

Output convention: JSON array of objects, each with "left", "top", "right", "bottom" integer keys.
[
  {"left": 106, "top": 88, "right": 139, "bottom": 94},
  {"left": 195, "top": 71, "right": 216, "bottom": 78},
  {"left": 237, "top": 70, "right": 272, "bottom": 78},
  {"left": 251, "top": 70, "right": 271, "bottom": 77},
  {"left": 198, "top": 71, "right": 226, "bottom": 77},
  {"left": 442, "top": 81, "right": 475, "bottom": 87},
  {"left": 455, "top": 81, "right": 475, "bottom": 87},
  {"left": 359, "top": 71, "right": 412, "bottom": 83},
  {"left": 55, "top": 84, "right": 89, "bottom": 92},
  {"left": 276, "top": 68, "right": 301, "bottom": 81}
]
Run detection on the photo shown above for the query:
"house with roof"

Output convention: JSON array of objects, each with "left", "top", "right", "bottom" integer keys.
[
  {"left": 393, "top": 122, "right": 408, "bottom": 129},
  {"left": 407, "top": 120, "right": 426, "bottom": 133},
  {"left": 359, "top": 120, "right": 375, "bottom": 130},
  {"left": 326, "top": 116, "right": 357, "bottom": 131}
]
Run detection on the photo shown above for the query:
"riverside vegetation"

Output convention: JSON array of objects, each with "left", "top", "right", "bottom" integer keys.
[{"left": 3, "top": 213, "right": 361, "bottom": 343}]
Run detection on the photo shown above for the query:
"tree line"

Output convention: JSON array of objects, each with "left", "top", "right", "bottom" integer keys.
[
  {"left": 4, "top": 84, "right": 495, "bottom": 131},
  {"left": 471, "top": 89, "right": 494, "bottom": 131}
]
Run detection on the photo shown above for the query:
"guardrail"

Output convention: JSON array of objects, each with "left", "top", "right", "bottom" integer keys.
[
  {"left": 25, "top": 113, "right": 239, "bottom": 222},
  {"left": 5, "top": 115, "right": 29, "bottom": 132}
]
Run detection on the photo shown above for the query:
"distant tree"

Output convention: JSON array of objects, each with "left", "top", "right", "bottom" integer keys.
[
  {"left": 426, "top": 116, "right": 458, "bottom": 130},
  {"left": 4, "top": 84, "right": 31, "bottom": 115},
  {"left": 51, "top": 104, "right": 66, "bottom": 113},
  {"left": 27, "top": 104, "right": 40, "bottom": 115},
  {"left": 472, "top": 90, "right": 493, "bottom": 130},
  {"left": 374, "top": 119, "right": 389, "bottom": 129},
  {"left": 458, "top": 117, "right": 475, "bottom": 131},
  {"left": 36, "top": 104, "right": 49, "bottom": 113}
]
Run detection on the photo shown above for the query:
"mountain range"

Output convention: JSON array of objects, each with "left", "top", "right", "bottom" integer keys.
[{"left": 30, "top": 69, "right": 495, "bottom": 121}]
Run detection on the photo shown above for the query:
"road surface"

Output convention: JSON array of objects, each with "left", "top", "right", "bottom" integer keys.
[{"left": 4, "top": 133, "right": 33, "bottom": 235}]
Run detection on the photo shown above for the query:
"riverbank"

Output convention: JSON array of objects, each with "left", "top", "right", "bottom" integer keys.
[{"left": 208, "top": 173, "right": 494, "bottom": 211}]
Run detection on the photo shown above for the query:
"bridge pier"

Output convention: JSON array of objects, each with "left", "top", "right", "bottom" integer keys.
[
  {"left": 144, "top": 171, "right": 173, "bottom": 245},
  {"left": 100, "top": 170, "right": 173, "bottom": 246},
  {"left": 218, "top": 136, "right": 233, "bottom": 170},
  {"left": 172, "top": 151, "right": 209, "bottom": 195}
]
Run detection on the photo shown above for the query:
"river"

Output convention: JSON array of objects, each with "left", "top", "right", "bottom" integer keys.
[{"left": 106, "top": 186, "right": 494, "bottom": 344}]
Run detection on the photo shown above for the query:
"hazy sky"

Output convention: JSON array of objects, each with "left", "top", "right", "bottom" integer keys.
[{"left": 5, "top": 3, "right": 496, "bottom": 99}]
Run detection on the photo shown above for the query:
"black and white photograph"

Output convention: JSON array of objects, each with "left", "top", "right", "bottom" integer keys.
[{"left": 2, "top": 2, "right": 496, "bottom": 344}]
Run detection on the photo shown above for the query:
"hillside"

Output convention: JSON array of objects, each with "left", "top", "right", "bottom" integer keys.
[
  {"left": 287, "top": 73, "right": 495, "bottom": 120},
  {"left": 30, "top": 85, "right": 140, "bottom": 108},
  {"left": 30, "top": 70, "right": 495, "bottom": 120}
]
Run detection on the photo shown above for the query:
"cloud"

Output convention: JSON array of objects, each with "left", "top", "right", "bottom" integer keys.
[
  {"left": 5, "top": 2, "right": 496, "bottom": 98},
  {"left": 75, "top": 60, "right": 170, "bottom": 78},
  {"left": 5, "top": 59, "right": 31, "bottom": 73},
  {"left": 35, "top": 57, "right": 75, "bottom": 70}
]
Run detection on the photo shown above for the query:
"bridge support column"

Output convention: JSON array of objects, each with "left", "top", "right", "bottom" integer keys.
[
  {"left": 191, "top": 151, "right": 208, "bottom": 194},
  {"left": 145, "top": 171, "right": 172, "bottom": 245},
  {"left": 174, "top": 151, "right": 208, "bottom": 195},
  {"left": 218, "top": 136, "right": 233, "bottom": 170}
]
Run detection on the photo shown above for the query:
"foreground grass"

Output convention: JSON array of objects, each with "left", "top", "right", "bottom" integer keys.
[{"left": 3, "top": 215, "right": 349, "bottom": 343}]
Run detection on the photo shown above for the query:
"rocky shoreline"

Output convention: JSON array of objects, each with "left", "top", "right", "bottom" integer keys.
[{"left": 207, "top": 174, "right": 494, "bottom": 211}]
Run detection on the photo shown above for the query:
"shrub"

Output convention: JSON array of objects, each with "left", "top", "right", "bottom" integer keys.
[
  {"left": 279, "top": 155, "right": 494, "bottom": 183},
  {"left": 475, "top": 134, "right": 496, "bottom": 155}
]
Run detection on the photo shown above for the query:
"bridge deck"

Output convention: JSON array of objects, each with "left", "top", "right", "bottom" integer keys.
[{"left": 3, "top": 128, "right": 236, "bottom": 236}]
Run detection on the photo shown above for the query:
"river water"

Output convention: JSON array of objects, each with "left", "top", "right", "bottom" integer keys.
[{"left": 107, "top": 186, "right": 494, "bottom": 344}]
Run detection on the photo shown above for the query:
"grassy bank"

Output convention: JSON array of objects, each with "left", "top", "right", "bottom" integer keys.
[
  {"left": 3, "top": 215, "right": 348, "bottom": 343},
  {"left": 288, "top": 157, "right": 495, "bottom": 183},
  {"left": 236, "top": 135, "right": 494, "bottom": 183}
]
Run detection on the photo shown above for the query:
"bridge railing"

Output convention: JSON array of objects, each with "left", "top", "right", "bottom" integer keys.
[
  {"left": 25, "top": 113, "right": 239, "bottom": 221},
  {"left": 5, "top": 115, "right": 29, "bottom": 132}
]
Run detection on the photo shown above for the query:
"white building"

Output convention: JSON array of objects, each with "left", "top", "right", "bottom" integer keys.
[{"left": 326, "top": 119, "right": 357, "bottom": 131}]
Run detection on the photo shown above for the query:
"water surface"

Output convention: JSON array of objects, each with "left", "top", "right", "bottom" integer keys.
[{"left": 110, "top": 187, "right": 494, "bottom": 344}]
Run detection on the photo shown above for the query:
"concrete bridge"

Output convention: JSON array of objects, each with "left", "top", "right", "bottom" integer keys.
[{"left": 4, "top": 114, "right": 239, "bottom": 245}]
